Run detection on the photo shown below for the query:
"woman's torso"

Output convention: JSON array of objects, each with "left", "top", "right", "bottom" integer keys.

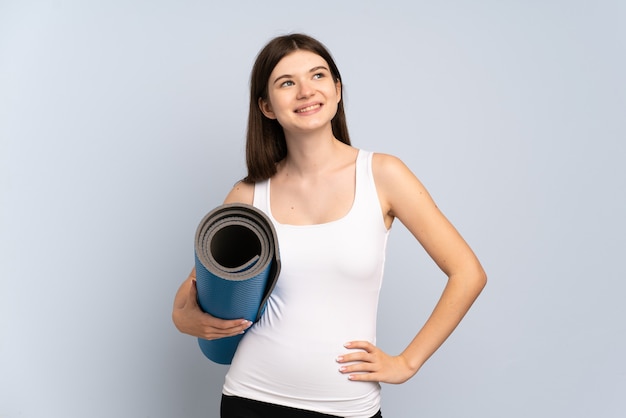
[{"left": 223, "top": 149, "right": 389, "bottom": 418}]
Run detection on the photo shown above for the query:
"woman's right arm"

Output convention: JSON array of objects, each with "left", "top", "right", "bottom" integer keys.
[
  {"left": 172, "top": 268, "right": 252, "bottom": 339},
  {"left": 172, "top": 181, "right": 256, "bottom": 339}
]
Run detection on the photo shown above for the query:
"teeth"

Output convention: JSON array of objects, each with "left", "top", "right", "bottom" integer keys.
[{"left": 296, "top": 104, "right": 320, "bottom": 113}]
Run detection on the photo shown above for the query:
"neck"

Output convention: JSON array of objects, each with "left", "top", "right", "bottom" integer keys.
[{"left": 280, "top": 128, "right": 348, "bottom": 177}]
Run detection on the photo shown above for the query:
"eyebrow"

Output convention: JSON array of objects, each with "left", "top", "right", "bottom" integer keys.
[{"left": 272, "top": 66, "right": 330, "bottom": 85}]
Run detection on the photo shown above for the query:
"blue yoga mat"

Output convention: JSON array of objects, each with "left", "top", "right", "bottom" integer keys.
[{"left": 194, "top": 203, "right": 280, "bottom": 364}]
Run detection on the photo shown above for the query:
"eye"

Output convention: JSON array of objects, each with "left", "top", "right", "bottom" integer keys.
[
  {"left": 280, "top": 80, "right": 295, "bottom": 87},
  {"left": 313, "top": 73, "right": 325, "bottom": 80}
]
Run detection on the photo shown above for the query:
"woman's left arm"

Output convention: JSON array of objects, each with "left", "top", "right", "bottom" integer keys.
[{"left": 337, "top": 153, "right": 487, "bottom": 384}]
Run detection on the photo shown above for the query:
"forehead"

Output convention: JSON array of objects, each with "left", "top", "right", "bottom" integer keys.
[{"left": 270, "top": 50, "right": 330, "bottom": 77}]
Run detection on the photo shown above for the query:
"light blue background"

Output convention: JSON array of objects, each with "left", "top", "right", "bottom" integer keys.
[{"left": 1, "top": 1, "right": 625, "bottom": 417}]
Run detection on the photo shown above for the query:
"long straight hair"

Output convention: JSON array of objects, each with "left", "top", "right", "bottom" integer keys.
[{"left": 243, "top": 34, "right": 350, "bottom": 183}]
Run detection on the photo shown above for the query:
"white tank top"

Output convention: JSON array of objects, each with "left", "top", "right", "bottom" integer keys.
[{"left": 223, "top": 150, "right": 390, "bottom": 417}]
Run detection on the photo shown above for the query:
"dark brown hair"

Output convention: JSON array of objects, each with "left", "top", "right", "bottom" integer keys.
[{"left": 243, "top": 33, "right": 350, "bottom": 183}]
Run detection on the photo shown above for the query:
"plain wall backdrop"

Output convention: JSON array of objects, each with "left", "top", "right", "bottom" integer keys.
[{"left": 1, "top": 1, "right": 625, "bottom": 417}]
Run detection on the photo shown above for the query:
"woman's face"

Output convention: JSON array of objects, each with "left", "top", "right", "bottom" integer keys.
[{"left": 259, "top": 50, "right": 341, "bottom": 137}]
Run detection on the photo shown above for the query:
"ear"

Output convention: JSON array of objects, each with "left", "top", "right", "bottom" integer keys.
[
  {"left": 335, "top": 80, "right": 342, "bottom": 103},
  {"left": 258, "top": 97, "right": 277, "bottom": 120}
]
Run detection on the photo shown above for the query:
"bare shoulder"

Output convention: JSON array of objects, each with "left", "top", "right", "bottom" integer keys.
[
  {"left": 372, "top": 152, "right": 432, "bottom": 221},
  {"left": 371, "top": 152, "right": 423, "bottom": 190},
  {"left": 223, "top": 181, "right": 255, "bottom": 205},
  {"left": 372, "top": 152, "right": 410, "bottom": 175}
]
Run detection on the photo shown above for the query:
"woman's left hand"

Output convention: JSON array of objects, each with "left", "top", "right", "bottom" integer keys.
[{"left": 336, "top": 341, "right": 418, "bottom": 384}]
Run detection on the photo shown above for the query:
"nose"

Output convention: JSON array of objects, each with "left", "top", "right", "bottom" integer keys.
[{"left": 297, "top": 79, "right": 315, "bottom": 99}]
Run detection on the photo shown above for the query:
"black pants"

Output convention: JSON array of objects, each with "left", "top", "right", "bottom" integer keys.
[{"left": 221, "top": 395, "right": 383, "bottom": 418}]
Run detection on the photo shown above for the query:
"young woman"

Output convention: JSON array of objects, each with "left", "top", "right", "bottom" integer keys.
[{"left": 173, "top": 33, "right": 487, "bottom": 418}]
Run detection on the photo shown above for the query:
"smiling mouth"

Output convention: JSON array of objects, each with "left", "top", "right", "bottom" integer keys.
[{"left": 295, "top": 104, "right": 321, "bottom": 113}]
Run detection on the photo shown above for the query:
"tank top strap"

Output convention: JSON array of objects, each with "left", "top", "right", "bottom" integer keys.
[
  {"left": 355, "top": 149, "right": 378, "bottom": 208},
  {"left": 253, "top": 179, "right": 270, "bottom": 212},
  {"left": 356, "top": 148, "right": 371, "bottom": 181}
]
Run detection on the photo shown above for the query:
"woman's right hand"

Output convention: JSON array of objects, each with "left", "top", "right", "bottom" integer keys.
[{"left": 172, "top": 269, "right": 253, "bottom": 340}]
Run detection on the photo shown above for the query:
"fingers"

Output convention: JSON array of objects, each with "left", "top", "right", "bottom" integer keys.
[
  {"left": 343, "top": 340, "right": 375, "bottom": 352},
  {"left": 175, "top": 279, "right": 253, "bottom": 339},
  {"left": 198, "top": 317, "right": 253, "bottom": 340},
  {"left": 336, "top": 341, "right": 416, "bottom": 384},
  {"left": 336, "top": 341, "right": 376, "bottom": 363},
  {"left": 336, "top": 341, "right": 377, "bottom": 379}
]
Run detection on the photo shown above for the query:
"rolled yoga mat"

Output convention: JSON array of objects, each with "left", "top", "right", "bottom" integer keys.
[{"left": 194, "top": 203, "right": 280, "bottom": 364}]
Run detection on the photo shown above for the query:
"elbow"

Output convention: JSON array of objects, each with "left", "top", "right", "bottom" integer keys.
[
  {"left": 448, "top": 265, "right": 486, "bottom": 299},
  {"left": 474, "top": 266, "right": 487, "bottom": 294},
  {"left": 172, "top": 308, "right": 187, "bottom": 334},
  {"left": 457, "top": 263, "right": 487, "bottom": 295}
]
